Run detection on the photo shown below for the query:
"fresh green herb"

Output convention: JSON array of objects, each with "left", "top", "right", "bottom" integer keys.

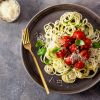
[
  {"left": 75, "top": 39, "right": 85, "bottom": 46},
  {"left": 35, "top": 40, "right": 44, "bottom": 48},
  {"left": 40, "top": 55, "right": 52, "bottom": 64},
  {"left": 92, "top": 42, "right": 100, "bottom": 48},
  {"left": 43, "top": 59, "right": 52, "bottom": 64},
  {"left": 37, "top": 47, "right": 46, "bottom": 56},
  {"left": 52, "top": 47, "right": 60, "bottom": 53}
]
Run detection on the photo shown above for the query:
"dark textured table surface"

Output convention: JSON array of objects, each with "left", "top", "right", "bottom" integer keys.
[{"left": 0, "top": 0, "right": 100, "bottom": 100}]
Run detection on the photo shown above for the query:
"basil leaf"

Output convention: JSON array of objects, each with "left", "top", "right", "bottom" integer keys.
[
  {"left": 37, "top": 47, "right": 46, "bottom": 56},
  {"left": 52, "top": 47, "right": 60, "bottom": 53},
  {"left": 92, "top": 42, "right": 100, "bottom": 48},
  {"left": 35, "top": 40, "right": 44, "bottom": 48},
  {"left": 75, "top": 39, "right": 85, "bottom": 46}
]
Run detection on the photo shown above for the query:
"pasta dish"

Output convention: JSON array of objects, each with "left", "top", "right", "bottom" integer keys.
[{"left": 35, "top": 12, "right": 100, "bottom": 83}]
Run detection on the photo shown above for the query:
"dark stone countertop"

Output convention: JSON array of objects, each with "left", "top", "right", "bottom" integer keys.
[{"left": 0, "top": 0, "right": 100, "bottom": 100}]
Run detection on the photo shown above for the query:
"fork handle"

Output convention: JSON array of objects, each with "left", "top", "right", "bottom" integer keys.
[{"left": 29, "top": 50, "right": 50, "bottom": 95}]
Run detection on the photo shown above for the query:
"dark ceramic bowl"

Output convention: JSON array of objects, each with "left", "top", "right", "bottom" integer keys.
[{"left": 22, "top": 4, "right": 100, "bottom": 94}]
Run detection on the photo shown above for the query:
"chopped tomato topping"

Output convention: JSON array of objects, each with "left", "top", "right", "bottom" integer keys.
[
  {"left": 81, "top": 38, "right": 92, "bottom": 49},
  {"left": 69, "top": 44, "right": 77, "bottom": 52},
  {"left": 72, "top": 31, "right": 86, "bottom": 40},
  {"left": 59, "top": 36, "right": 75, "bottom": 47},
  {"left": 74, "top": 61, "right": 85, "bottom": 69},
  {"left": 57, "top": 31, "right": 91, "bottom": 67},
  {"left": 64, "top": 55, "right": 72, "bottom": 65},
  {"left": 84, "top": 38, "right": 91, "bottom": 46},
  {"left": 56, "top": 49, "right": 67, "bottom": 58},
  {"left": 80, "top": 50, "right": 90, "bottom": 60},
  {"left": 59, "top": 36, "right": 71, "bottom": 45}
]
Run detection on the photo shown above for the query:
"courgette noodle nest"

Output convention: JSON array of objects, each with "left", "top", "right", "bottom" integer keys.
[{"left": 35, "top": 12, "right": 100, "bottom": 83}]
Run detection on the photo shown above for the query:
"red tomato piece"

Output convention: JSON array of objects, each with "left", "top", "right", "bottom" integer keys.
[
  {"left": 74, "top": 61, "right": 85, "bottom": 69},
  {"left": 84, "top": 38, "right": 91, "bottom": 46},
  {"left": 69, "top": 44, "right": 77, "bottom": 53},
  {"left": 80, "top": 50, "right": 90, "bottom": 60},
  {"left": 72, "top": 31, "right": 86, "bottom": 40},
  {"left": 64, "top": 55, "right": 72, "bottom": 65},
  {"left": 63, "top": 42, "right": 71, "bottom": 48},
  {"left": 59, "top": 36, "right": 75, "bottom": 47},
  {"left": 70, "top": 36, "right": 76, "bottom": 43},
  {"left": 56, "top": 49, "right": 67, "bottom": 58},
  {"left": 59, "top": 36, "right": 71, "bottom": 45},
  {"left": 81, "top": 38, "right": 92, "bottom": 49},
  {"left": 81, "top": 45, "right": 90, "bottom": 50}
]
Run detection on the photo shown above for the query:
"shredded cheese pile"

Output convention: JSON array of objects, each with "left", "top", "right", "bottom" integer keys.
[{"left": 0, "top": 0, "right": 20, "bottom": 22}]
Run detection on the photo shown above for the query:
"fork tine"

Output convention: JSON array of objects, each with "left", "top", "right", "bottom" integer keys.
[
  {"left": 26, "top": 29, "right": 30, "bottom": 43},
  {"left": 22, "top": 28, "right": 30, "bottom": 44},
  {"left": 24, "top": 29, "right": 30, "bottom": 44},
  {"left": 24, "top": 29, "right": 27, "bottom": 44}
]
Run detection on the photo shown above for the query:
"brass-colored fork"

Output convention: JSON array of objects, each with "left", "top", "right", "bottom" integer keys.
[{"left": 22, "top": 29, "right": 49, "bottom": 95}]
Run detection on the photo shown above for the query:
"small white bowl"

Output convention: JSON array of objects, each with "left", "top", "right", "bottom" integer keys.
[{"left": 0, "top": 0, "right": 21, "bottom": 22}]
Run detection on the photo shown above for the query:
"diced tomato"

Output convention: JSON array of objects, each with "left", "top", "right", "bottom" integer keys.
[
  {"left": 69, "top": 44, "right": 77, "bottom": 53},
  {"left": 80, "top": 50, "right": 90, "bottom": 60},
  {"left": 72, "top": 31, "right": 86, "bottom": 40},
  {"left": 74, "top": 61, "right": 85, "bottom": 69},
  {"left": 64, "top": 55, "right": 72, "bottom": 65},
  {"left": 63, "top": 42, "right": 71, "bottom": 48},
  {"left": 71, "top": 36, "right": 76, "bottom": 43},
  {"left": 81, "top": 45, "right": 90, "bottom": 50},
  {"left": 59, "top": 36, "right": 71, "bottom": 45},
  {"left": 59, "top": 36, "right": 75, "bottom": 47},
  {"left": 56, "top": 49, "right": 67, "bottom": 58},
  {"left": 81, "top": 38, "right": 92, "bottom": 49},
  {"left": 84, "top": 38, "right": 91, "bottom": 46}
]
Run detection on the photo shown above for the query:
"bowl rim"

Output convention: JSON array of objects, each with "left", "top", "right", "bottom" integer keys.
[{"left": 22, "top": 3, "right": 100, "bottom": 94}]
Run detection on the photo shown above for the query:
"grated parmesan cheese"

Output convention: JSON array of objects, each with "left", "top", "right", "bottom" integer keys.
[{"left": 0, "top": 0, "right": 20, "bottom": 22}]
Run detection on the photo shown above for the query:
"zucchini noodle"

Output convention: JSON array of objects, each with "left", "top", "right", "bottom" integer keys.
[{"left": 36, "top": 12, "right": 100, "bottom": 83}]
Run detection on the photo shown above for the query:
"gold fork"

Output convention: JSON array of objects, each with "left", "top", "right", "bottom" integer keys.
[{"left": 22, "top": 29, "right": 49, "bottom": 95}]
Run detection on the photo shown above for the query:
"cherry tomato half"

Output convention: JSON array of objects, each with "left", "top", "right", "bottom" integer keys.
[
  {"left": 84, "top": 38, "right": 91, "bottom": 46},
  {"left": 72, "top": 31, "right": 86, "bottom": 40},
  {"left": 56, "top": 49, "right": 67, "bottom": 58},
  {"left": 81, "top": 38, "right": 92, "bottom": 49},
  {"left": 80, "top": 50, "right": 90, "bottom": 60},
  {"left": 69, "top": 44, "right": 77, "bottom": 53},
  {"left": 74, "top": 61, "right": 85, "bottom": 69},
  {"left": 59, "top": 36, "right": 75, "bottom": 48},
  {"left": 64, "top": 55, "right": 72, "bottom": 65},
  {"left": 59, "top": 36, "right": 71, "bottom": 45}
]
